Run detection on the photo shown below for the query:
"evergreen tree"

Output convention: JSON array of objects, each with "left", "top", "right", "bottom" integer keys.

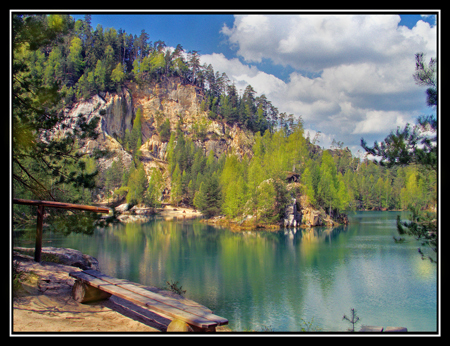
[
  {"left": 221, "top": 154, "right": 247, "bottom": 218},
  {"left": 12, "top": 14, "right": 100, "bottom": 203},
  {"left": 171, "top": 163, "right": 183, "bottom": 206},
  {"left": 336, "top": 173, "right": 350, "bottom": 212},
  {"left": 67, "top": 36, "right": 84, "bottom": 81},
  {"left": 146, "top": 167, "right": 165, "bottom": 207},
  {"left": 126, "top": 162, "right": 147, "bottom": 204},
  {"left": 111, "top": 62, "right": 125, "bottom": 87},
  {"left": 193, "top": 181, "right": 207, "bottom": 213},
  {"left": 130, "top": 108, "right": 143, "bottom": 156},
  {"left": 317, "top": 151, "right": 339, "bottom": 214}
]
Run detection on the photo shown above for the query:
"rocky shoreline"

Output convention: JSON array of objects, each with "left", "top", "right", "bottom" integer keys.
[
  {"left": 201, "top": 197, "right": 348, "bottom": 231},
  {"left": 106, "top": 203, "right": 203, "bottom": 223},
  {"left": 102, "top": 199, "right": 348, "bottom": 230}
]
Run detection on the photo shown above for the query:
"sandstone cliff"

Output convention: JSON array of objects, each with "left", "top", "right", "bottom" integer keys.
[
  {"left": 68, "top": 77, "right": 347, "bottom": 228},
  {"left": 69, "top": 78, "right": 254, "bottom": 201}
]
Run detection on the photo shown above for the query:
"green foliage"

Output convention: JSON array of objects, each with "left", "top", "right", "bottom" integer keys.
[
  {"left": 146, "top": 167, "right": 165, "bottom": 207},
  {"left": 158, "top": 118, "right": 171, "bottom": 142},
  {"left": 12, "top": 14, "right": 102, "bottom": 205},
  {"left": 165, "top": 280, "right": 186, "bottom": 296},
  {"left": 15, "top": 14, "right": 291, "bottom": 135},
  {"left": 130, "top": 108, "right": 143, "bottom": 156},
  {"left": 13, "top": 15, "right": 437, "bottom": 235},
  {"left": 317, "top": 151, "right": 339, "bottom": 214},
  {"left": 126, "top": 162, "right": 148, "bottom": 204}
]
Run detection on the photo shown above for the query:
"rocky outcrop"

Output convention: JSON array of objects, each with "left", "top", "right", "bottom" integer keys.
[
  {"left": 301, "top": 207, "right": 322, "bottom": 227},
  {"left": 101, "top": 88, "right": 134, "bottom": 139},
  {"left": 284, "top": 198, "right": 302, "bottom": 227},
  {"left": 69, "top": 78, "right": 255, "bottom": 164},
  {"left": 141, "top": 135, "right": 169, "bottom": 161},
  {"left": 64, "top": 78, "right": 255, "bottom": 206},
  {"left": 14, "top": 247, "right": 99, "bottom": 270}
]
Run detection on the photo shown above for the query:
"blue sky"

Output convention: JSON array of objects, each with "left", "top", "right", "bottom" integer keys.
[{"left": 71, "top": 11, "right": 438, "bottom": 156}]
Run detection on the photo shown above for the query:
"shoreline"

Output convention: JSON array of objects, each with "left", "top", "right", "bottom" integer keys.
[
  {"left": 12, "top": 249, "right": 231, "bottom": 333},
  {"left": 111, "top": 204, "right": 204, "bottom": 223}
]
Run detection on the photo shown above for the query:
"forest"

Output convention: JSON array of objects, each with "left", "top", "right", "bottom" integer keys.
[{"left": 12, "top": 14, "right": 437, "bottom": 230}]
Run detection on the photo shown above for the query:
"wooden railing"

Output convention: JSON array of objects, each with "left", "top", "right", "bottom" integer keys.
[{"left": 13, "top": 198, "right": 110, "bottom": 262}]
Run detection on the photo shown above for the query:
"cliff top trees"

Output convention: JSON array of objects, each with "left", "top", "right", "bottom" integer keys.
[{"left": 15, "top": 14, "right": 287, "bottom": 138}]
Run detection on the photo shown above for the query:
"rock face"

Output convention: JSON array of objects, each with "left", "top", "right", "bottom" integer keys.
[
  {"left": 284, "top": 198, "right": 302, "bottom": 227},
  {"left": 66, "top": 77, "right": 254, "bottom": 205},
  {"left": 302, "top": 207, "right": 322, "bottom": 227}
]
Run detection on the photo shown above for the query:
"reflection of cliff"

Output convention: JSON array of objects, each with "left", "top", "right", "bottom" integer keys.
[{"left": 297, "top": 226, "right": 347, "bottom": 262}]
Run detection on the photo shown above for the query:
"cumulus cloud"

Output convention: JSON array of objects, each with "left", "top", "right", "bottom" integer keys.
[
  {"left": 352, "top": 110, "right": 409, "bottom": 134},
  {"left": 206, "top": 14, "right": 436, "bottom": 154},
  {"left": 200, "top": 52, "right": 286, "bottom": 96},
  {"left": 222, "top": 14, "right": 436, "bottom": 71}
]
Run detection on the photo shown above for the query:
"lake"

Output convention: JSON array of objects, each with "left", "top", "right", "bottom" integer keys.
[{"left": 13, "top": 211, "right": 437, "bottom": 332}]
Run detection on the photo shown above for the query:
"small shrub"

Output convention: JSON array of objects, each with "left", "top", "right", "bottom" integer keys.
[
  {"left": 342, "top": 308, "right": 361, "bottom": 332},
  {"left": 166, "top": 280, "right": 186, "bottom": 296}
]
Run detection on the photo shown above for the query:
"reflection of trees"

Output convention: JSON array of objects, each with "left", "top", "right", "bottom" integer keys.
[{"left": 63, "top": 220, "right": 353, "bottom": 330}]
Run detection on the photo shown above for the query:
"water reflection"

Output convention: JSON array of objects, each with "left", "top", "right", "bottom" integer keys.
[{"left": 13, "top": 211, "right": 437, "bottom": 332}]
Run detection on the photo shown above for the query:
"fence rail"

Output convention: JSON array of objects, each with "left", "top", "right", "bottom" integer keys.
[{"left": 13, "top": 198, "right": 110, "bottom": 262}]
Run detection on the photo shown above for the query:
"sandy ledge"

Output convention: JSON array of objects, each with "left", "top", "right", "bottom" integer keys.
[{"left": 12, "top": 254, "right": 229, "bottom": 334}]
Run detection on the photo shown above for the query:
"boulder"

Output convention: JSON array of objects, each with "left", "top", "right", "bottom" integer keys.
[
  {"left": 14, "top": 247, "right": 99, "bottom": 270},
  {"left": 115, "top": 203, "right": 131, "bottom": 213}
]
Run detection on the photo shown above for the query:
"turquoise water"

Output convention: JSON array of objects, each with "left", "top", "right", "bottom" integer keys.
[{"left": 14, "top": 211, "right": 437, "bottom": 332}]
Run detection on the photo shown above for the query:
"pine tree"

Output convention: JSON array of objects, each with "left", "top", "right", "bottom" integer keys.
[
  {"left": 171, "top": 163, "right": 182, "bottom": 206},
  {"left": 126, "top": 162, "right": 147, "bottom": 205},
  {"left": 193, "top": 182, "right": 207, "bottom": 212},
  {"left": 336, "top": 173, "right": 350, "bottom": 212},
  {"left": 146, "top": 167, "right": 165, "bottom": 207},
  {"left": 317, "top": 151, "right": 339, "bottom": 214},
  {"left": 67, "top": 36, "right": 84, "bottom": 81},
  {"left": 302, "top": 166, "right": 316, "bottom": 206},
  {"left": 130, "top": 108, "right": 143, "bottom": 157},
  {"left": 111, "top": 62, "right": 125, "bottom": 87}
]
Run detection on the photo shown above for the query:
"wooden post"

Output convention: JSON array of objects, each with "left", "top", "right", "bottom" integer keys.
[
  {"left": 35, "top": 205, "right": 45, "bottom": 262},
  {"left": 13, "top": 199, "right": 110, "bottom": 263}
]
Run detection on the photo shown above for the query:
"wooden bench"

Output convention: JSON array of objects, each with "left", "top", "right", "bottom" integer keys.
[
  {"left": 69, "top": 269, "right": 228, "bottom": 332},
  {"left": 359, "top": 326, "right": 408, "bottom": 332}
]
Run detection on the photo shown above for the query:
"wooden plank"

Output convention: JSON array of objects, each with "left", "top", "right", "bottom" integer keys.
[
  {"left": 359, "top": 326, "right": 384, "bottom": 332},
  {"left": 83, "top": 270, "right": 227, "bottom": 326},
  {"left": 119, "top": 283, "right": 228, "bottom": 326},
  {"left": 13, "top": 198, "right": 110, "bottom": 214},
  {"left": 83, "top": 270, "right": 131, "bottom": 285},
  {"left": 106, "top": 283, "right": 217, "bottom": 329},
  {"left": 70, "top": 271, "right": 117, "bottom": 290},
  {"left": 70, "top": 271, "right": 219, "bottom": 329},
  {"left": 383, "top": 327, "right": 408, "bottom": 332}
]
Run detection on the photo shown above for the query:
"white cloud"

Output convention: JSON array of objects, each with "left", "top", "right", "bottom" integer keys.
[
  {"left": 222, "top": 14, "right": 436, "bottom": 72},
  {"left": 351, "top": 110, "right": 409, "bottom": 134},
  {"left": 200, "top": 53, "right": 286, "bottom": 97},
  {"left": 206, "top": 14, "right": 437, "bottom": 154}
]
